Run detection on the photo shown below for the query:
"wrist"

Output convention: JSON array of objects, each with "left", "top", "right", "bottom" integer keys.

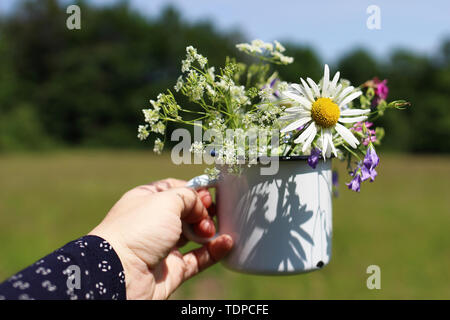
[{"left": 88, "top": 228, "right": 155, "bottom": 299}]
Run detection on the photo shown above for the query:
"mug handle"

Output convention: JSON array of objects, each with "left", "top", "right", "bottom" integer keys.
[{"left": 182, "top": 174, "right": 219, "bottom": 244}]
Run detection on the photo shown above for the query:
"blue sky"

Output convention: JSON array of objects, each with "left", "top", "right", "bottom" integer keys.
[{"left": 1, "top": 0, "right": 449, "bottom": 62}]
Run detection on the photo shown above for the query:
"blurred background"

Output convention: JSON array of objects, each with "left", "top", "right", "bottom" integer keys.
[{"left": 0, "top": 0, "right": 449, "bottom": 299}]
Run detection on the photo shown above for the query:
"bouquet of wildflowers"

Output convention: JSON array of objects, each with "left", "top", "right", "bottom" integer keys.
[{"left": 138, "top": 39, "right": 408, "bottom": 192}]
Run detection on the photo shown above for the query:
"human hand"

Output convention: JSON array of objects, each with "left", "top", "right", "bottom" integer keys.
[{"left": 89, "top": 178, "right": 233, "bottom": 300}]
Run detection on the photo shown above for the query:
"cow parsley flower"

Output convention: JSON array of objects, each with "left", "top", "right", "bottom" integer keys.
[
  {"left": 137, "top": 125, "right": 149, "bottom": 141},
  {"left": 273, "top": 51, "right": 294, "bottom": 64},
  {"left": 236, "top": 39, "right": 294, "bottom": 65},
  {"left": 149, "top": 99, "right": 160, "bottom": 111},
  {"left": 143, "top": 109, "right": 160, "bottom": 124},
  {"left": 190, "top": 141, "right": 205, "bottom": 154},
  {"left": 208, "top": 117, "right": 226, "bottom": 132},
  {"left": 230, "top": 85, "right": 250, "bottom": 106},
  {"left": 205, "top": 84, "right": 216, "bottom": 98},
  {"left": 274, "top": 40, "right": 286, "bottom": 52},
  {"left": 280, "top": 64, "right": 370, "bottom": 158},
  {"left": 204, "top": 167, "right": 221, "bottom": 180},
  {"left": 214, "top": 139, "right": 237, "bottom": 165},
  {"left": 259, "top": 86, "right": 274, "bottom": 101},
  {"left": 196, "top": 55, "right": 208, "bottom": 69},
  {"left": 181, "top": 59, "right": 191, "bottom": 73},
  {"left": 153, "top": 138, "right": 164, "bottom": 155},
  {"left": 207, "top": 67, "right": 215, "bottom": 80},
  {"left": 151, "top": 122, "right": 165, "bottom": 135},
  {"left": 174, "top": 76, "right": 184, "bottom": 92},
  {"left": 186, "top": 46, "right": 197, "bottom": 61}
]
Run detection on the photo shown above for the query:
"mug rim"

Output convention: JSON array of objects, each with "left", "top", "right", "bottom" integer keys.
[{"left": 258, "top": 155, "right": 334, "bottom": 162}]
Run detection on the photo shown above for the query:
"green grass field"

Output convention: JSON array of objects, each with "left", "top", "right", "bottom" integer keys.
[{"left": 0, "top": 151, "right": 449, "bottom": 299}]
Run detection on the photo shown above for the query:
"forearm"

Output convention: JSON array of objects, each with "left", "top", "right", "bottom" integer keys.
[{"left": 0, "top": 235, "right": 126, "bottom": 300}]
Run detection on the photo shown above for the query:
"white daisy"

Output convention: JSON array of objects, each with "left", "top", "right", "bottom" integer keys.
[{"left": 280, "top": 64, "right": 370, "bottom": 158}]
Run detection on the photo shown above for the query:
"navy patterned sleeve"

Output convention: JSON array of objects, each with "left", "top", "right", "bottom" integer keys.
[{"left": 0, "top": 235, "right": 126, "bottom": 300}]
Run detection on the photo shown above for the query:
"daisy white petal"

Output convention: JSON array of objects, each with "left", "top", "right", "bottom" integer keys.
[
  {"left": 300, "top": 78, "right": 315, "bottom": 102},
  {"left": 307, "top": 77, "right": 320, "bottom": 98},
  {"left": 321, "top": 129, "right": 328, "bottom": 158},
  {"left": 332, "top": 83, "right": 342, "bottom": 99},
  {"left": 329, "top": 72, "right": 340, "bottom": 97},
  {"left": 279, "top": 110, "right": 311, "bottom": 121},
  {"left": 290, "top": 83, "right": 304, "bottom": 94},
  {"left": 335, "top": 123, "right": 359, "bottom": 148},
  {"left": 325, "top": 130, "right": 334, "bottom": 158},
  {"left": 284, "top": 107, "right": 304, "bottom": 113},
  {"left": 335, "top": 86, "right": 355, "bottom": 103},
  {"left": 340, "top": 108, "right": 370, "bottom": 116},
  {"left": 278, "top": 114, "right": 298, "bottom": 121},
  {"left": 338, "top": 115, "right": 368, "bottom": 123},
  {"left": 328, "top": 131, "right": 338, "bottom": 157},
  {"left": 283, "top": 91, "right": 312, "bottom": 109},
  {"left": 280, "top": 117, "right": 312, "bottom": 133},
  {"left": 291, "top": 83, "right": 312, "bottom": 102},
  {"left": 339, "top": 91, "right": 362, "bottom": 107},
  {"left": 322, "top": 64, "right": 330, "bottom": 97},
  {"left": 294, "top": 123, "right": 316, "bottom": 144},
  {"left": 301, "top": 124, "right": 317, "bottom": 152}
]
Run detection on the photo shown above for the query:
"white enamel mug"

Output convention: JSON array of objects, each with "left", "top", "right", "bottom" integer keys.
[{"left": 183, "top": 157, "right": 333, "bottom": 275}]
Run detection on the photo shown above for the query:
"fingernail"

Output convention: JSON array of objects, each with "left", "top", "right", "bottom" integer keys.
[
  {"left": 201, "top": 219, "right": 214, "bottom": 235},
  {"left": 222, "top": 234, "right": 233, "bottom": 249},
  {"left": 209, "top": 235, "right": 233, "bottom": 260}
]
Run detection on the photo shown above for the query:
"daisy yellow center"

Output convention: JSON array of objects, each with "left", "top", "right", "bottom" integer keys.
[{"left": 311, "top": 97, "right": 340, "bottom": 128}]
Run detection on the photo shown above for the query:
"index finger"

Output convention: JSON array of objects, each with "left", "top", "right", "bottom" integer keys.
[
  {"left": 165, "top": 187, "right": 209, "bottom": 224},
  {"left": 147, "top": 178, "right": 187, "bottom": 191}
]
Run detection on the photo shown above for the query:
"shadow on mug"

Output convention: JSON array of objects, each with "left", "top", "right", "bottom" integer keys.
[{"left": 217, "top": 160, "right": 333, "bottom": 275}]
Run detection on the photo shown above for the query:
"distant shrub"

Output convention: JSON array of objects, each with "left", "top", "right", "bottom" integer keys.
[{"left": 0, "top": 104, "right": 55, "bottom": 151}]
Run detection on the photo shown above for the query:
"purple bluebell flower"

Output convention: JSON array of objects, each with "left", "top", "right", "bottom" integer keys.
[
  {"left": 262, "top": 78, "right": 281, "bottom": 98},
  {"left": 307, "top": 148, "right": 321, "bottom": 169},
  {"left": 332, "top": 171, "right": 339, "bottom": 187},
  {"left": 270, "top": 78, "right": 278, "bottom": 88},
  {"left": 366, "top": 146, "right": 379, "bottom": 168},
  {"left": 361, "top": 165, "right": 377, "bottom": 182},
  {"left": 346, "top": 147, "right": 380, "bottom": 191},
  {"left": 363, "top": 145, "right": 379, "bottom": 171},
  {"left": 332, "top": 170, "right": 339, "bottom": 197},
  {"left": 346, "top": 171, "right": 362, "bottom": 192},
  {"left": 361, "top": 146, "right": 379, "bottom": 182}
]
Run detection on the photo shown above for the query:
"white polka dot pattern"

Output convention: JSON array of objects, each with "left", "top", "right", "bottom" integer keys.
[{"left": 0, "top": 236, "right": 126, "bottom": 300}]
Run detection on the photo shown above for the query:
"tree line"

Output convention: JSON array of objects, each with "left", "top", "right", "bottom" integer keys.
[{"left": 0, "top": 0, "right": 448, "bottom": 153}]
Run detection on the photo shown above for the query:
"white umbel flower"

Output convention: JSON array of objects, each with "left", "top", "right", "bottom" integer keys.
[{"left": 280, "top": 64, "right": 370, "bottom": 158}]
